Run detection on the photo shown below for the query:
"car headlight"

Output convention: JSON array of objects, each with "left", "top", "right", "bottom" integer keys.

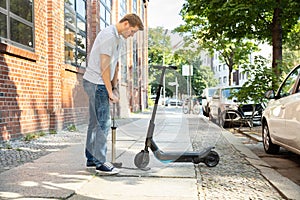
[{"left": 225, "top": 104, "right": 239, "bottom": 110}]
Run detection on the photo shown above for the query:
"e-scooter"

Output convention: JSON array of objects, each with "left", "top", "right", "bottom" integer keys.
[{"left": 134, "top": 66, "right": 220, "bottom": 169}]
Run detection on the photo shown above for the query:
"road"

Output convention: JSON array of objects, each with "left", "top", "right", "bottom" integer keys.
[
  {"left": 154, "top": 105, "right": 300, "bottom": 188},
  {"left": 228, "top": 127, "right": 300, "bottom": 187}
]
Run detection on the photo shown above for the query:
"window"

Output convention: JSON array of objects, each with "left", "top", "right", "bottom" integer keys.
[
  {"left": 119, "top": 0, "right": 127, "bottom": 83},
  {"left": 120, "top": 43, "right": 127, "bottom": 83},
  {"left": 279, "top": 66, "right": 300, "bottom": 97},
  {"left": 0, "top": 0, "right": 34, "bottom": 50},
  {"left": 223, "top": 76, "right": 227, "bottom": 84},
  {"left": 119, "top": 0, "right": 127, "bottom": 18},
  {"left": 132, "top": 0, "right": 137, "bottom": 13},
  {"left": 133, "top": 40, "right": 138, "bottom": 86},
  {"left": 245, "top": 72, "right": 249, "bottom": 79},
  {"left": 140, "top": 0, "right": 144, "bottom": 20},
  {"left": 64, "top": 0, "right": 87, "bottom": 68},
  {"left": 100, "top": 0, "right": 111, "bottom": 30}
]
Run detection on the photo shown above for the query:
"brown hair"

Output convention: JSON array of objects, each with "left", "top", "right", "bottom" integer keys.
[{"left": 119, "top": 13, "right": 144, "bottom": 31}]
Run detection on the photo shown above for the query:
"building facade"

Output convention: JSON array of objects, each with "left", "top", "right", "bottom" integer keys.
[
  {"left": 212, "top": 43, "right": 272, "bottom": 87},
  {"left": 0, "top": 0, "right": 149, "bottom": 141}
]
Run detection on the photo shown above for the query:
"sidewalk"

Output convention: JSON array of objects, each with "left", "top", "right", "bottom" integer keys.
[{"left": 0, "top": 109, "right": 299, "bottom": 199}]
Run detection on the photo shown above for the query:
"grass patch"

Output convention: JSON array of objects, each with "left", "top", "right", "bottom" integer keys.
[
  {"left": 67, "top": 124, "right": 77, "bottom": 132},
  {"left": 24, "top": 131, "right": 45, "bottom": 141},
  {"left": 5, "top": 143, "right": 12, "bottom": 149},
  {"left": 49, "top": 130, "right": 57, "bottom": 135},
  {"left": 24, "top": 133, "right": 39, "bottom": 141},
  {"left": 16, "top": 148, "right": 22, "bottom": 151},
  {"left": 38, "top": 131, "right": 46, "bottom": 137}
]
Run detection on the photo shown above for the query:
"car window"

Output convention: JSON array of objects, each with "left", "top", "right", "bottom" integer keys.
[
  {"left": 221, "top": 88, "right": 240, "bottom": 99},
  {"left": 208, "top": 89, "right": 217, "bottom": 97},
  {"left": 214, "top": 89, "right": 220, "bottom": 97},
  {"left": 279, "top": 66, "right": 300, "bottom": 97}
]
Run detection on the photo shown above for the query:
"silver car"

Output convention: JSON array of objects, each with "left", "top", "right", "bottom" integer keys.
[
  {"left": 262, "top": 65, "right": 300, "bottom": 155},
  {"left": 209, "top": 86, "right": 262, "bottom": 128}
]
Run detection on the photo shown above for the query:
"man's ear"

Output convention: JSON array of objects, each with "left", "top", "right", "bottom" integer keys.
[{"left": 123, "top": 20, "right": 130, "bottom": 28}]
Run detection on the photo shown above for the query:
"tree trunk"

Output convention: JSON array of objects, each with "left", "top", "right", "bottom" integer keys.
[
  {"left": 228, "top": 66, "right": 232, "bottom": 86},
  {"left": 271, "top": 2, "right": 283, "bottom": 89}
]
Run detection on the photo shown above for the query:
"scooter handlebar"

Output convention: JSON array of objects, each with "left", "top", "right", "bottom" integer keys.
[
  {"left": 151, "top": 65, "right": 177, "bottom": 70},
  {"left": 169, "top": 65, "right": 177, "bottom": 70}
]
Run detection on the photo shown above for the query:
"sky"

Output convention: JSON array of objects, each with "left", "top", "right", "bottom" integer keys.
[{"left": 147, "top": 0, "right": 185, "bottom": 30}]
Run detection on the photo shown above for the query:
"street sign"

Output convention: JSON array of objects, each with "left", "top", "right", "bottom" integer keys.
[
  {"left": 168, "top": 82, "right": 177, "bottom": 86},
  {"left": 182, "top": 65, "right": 193, "bottom": 76}
]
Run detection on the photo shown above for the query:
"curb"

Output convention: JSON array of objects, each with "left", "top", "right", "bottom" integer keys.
[
  {"left": 228, "top": 127, "right": 300, "bottom": 199},
  {"left": 233, "top": 127, "right": 262, "bottom": 142}
]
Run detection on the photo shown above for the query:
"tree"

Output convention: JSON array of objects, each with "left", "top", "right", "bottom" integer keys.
[
  {"left": 283, "top": 20, "right": 300, "bottom": 68},
  {"left": 148, "top": 27, "right": 217, "bottom": 98},
  {"left": 148, "top": 27, "right": 177, "bottom": 97},
  {"left": 234, "top": 56, "right": 275, "bottom": 104},
  {"left": 207, "top": 38, "right": 258, "bottom": 86},
  {"left": 192, "top": 65, "right": 217, "bottom": 96},
  {"left": 172, "top": 36, "right": 217, "bottom": 96},
  {"left": 148, "top": 27, "right": 172, "bottom": 66},
  {"left": 179, "top": 0, "right": 300, "bottom": 89}
]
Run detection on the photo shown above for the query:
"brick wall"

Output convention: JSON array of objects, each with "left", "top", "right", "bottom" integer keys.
[
  {"left": 0, "top": 0, "right": 148, "bottom": 141},
  {"left": 61, "top": 67, "right": 88, "bottom": 129},
  {"left": 0, "top": 0, "right": 49, "bottom": 140},
  {"left": 0, "top": 0, "right": 88, "bottom": 141}
]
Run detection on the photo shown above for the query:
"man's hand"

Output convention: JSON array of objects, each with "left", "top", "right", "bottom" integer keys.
[{"left": 109, "top": 88, "right": 119, "bottom": 103}]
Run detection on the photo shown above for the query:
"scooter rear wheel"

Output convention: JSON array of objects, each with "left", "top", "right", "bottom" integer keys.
[
  {"left": 134, "top": 150, "right": 150, "bottom": 169},
  {"left": 204, "top": 151, "right": 219, "bottom": 167}
]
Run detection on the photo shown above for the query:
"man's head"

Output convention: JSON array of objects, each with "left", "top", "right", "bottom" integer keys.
[{"left": 117, "top": 13, "right": 144, "bottom": 39}]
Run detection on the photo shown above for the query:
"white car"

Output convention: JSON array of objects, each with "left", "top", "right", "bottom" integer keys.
[
  {"left": 201, "top": 87, "right": 217, "bottom": 117},
  {"left": 165, "top": 98, "right": 183, "bottom": 106},
  {"left": 262, "top": 65, "right": 300, "bottom": 155},
  {"left": 209, "top": 86, "right": 263, "bottom": 128}
]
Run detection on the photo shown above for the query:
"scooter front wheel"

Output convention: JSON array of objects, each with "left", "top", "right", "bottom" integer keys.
[
  {"left": 204, "top": 151, "right": 220, "bottom": 167},
  {"left": 134, "top": 150, "right": 150, "bottom": 169}
]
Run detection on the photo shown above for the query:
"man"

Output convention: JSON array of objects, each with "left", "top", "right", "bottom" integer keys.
[{"left": 83, "top": 14, "right": 144, "bottom": 175}]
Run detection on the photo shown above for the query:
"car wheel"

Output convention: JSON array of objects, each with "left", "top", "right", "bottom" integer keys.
[
  {"left": 193, "top": 106, "right": 201, "bottom": 115},
  {"left": 183, "top": 106, "right": 189, "bottom": 114},
  {"left": 218, "top": 110, "right": 225, "bottom": 128},
  {"left": 262, "top": 121, "right": 280, "bottom": 154},
  {"left": 209, "top": 111, "right": 216, "bottom": 123},
  {"left": 203, "top": 110, "right": 208, "bottom": 117}
]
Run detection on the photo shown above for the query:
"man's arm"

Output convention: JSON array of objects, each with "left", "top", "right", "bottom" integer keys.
[
  {"left": 111, "top": 62, "right": 119, "bottom": 88},
  {"left": 100, "top": 54, "right": 118, "bottom": 102}
]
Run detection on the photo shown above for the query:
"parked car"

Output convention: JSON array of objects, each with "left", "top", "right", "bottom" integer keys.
[
  {"left": 201, "top": 87, "right": 217, "bottom": 117},
  {"left": 209, "top": 86, "right": 263, "bottom": 128},
  {"left": 165, "top": 98, "right": 183, "bottom": 106},
  {"left": 261, "top": 65, "right": 300, "bottom": 155}
]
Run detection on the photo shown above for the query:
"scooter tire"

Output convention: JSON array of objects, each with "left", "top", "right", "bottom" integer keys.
[
  {"left": 134, "top": 150, "right": 150, "bottom": 169},
  {"left": 204, "top": 151, "right": 219, "bottom": 167}
]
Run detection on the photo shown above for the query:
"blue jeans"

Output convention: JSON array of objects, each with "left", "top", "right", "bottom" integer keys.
[{"left": 83, "top": 79, "right": 111, "bottom": 166}]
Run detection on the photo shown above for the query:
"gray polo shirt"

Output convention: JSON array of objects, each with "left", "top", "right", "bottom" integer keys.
[{"left": 83, "top": 25, "right": 123, "bottom": 84}]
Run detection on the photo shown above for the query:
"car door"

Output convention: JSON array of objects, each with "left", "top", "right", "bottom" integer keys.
[
  {"left": 272, "top": 66, "right": 300, "bottom": 146},
  {"left": 279, "top": 66, "right": 300, "bottom": 151}
]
